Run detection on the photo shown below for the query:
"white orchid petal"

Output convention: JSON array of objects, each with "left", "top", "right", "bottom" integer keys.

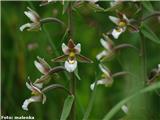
[
  {"left": 62, "top": 43, "right": 69, "bottom": 55},
  {"left": 90, "top": 79, "right": 106, "bottom": 90},
  {"left": 34, "top": 83, "right": 43, "bottom": 89},
  {"left": 96, "top": 50, "right": 108, "bottom": 60},
  {"left": 122, "top": 14, "right": 129, "bottom": 23},
  {"left": 112, "top": 28, "right": 123, "bottom": 39},
  {"left": 100, "top": 38, "right": 110, "bottom": 50},
  {"left": 64, "top": 60, "right": 77, "bottom": 72},
  {"left": 24, "top": 11, "right": 37, "bottom": 23},
  {"left": 74, "top": 43, "right": 81, "bottom": 54},
  {"left": 26, "top": 82, "right": 33, "bottom": 91},
  {"left": 19, "top": 23, "right": 32, "bottom": 31},
  {"left": 34, "top": 60, "right": 46, "bottom": 74},
  {"left": 121, "top": 105, "right": 128, "bottom": 114},
  {"left": 22, "top": 96, "right": 41, "bottom": 111},
  {"left": 109, "top": 16, "right": 120, "bottom": 25},
  {"left": 90, "top": 82, "right": 95, "bottom": 90},
  {"left": 99, "top": 64, "right": 110, "bottom": 78}
]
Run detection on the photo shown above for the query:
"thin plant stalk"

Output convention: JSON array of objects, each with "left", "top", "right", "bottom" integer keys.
[
  {"left": 139, "top": 31, "right": 147, "bottom": 83},
  {"left": 68, "top": 2, "right": 76, "bottom": 120},
  {"left": 70, "top": 72, "right": 76, "bottom": 120}
]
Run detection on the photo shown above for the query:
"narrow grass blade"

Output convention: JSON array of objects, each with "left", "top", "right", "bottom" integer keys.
[{"left": 102, "top": 82, "right": 160, "bottom": 120}]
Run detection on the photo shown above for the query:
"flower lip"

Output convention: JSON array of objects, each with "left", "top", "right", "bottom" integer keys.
[{"left": 65, "top": 60, "right": 77, "bottom": 72}]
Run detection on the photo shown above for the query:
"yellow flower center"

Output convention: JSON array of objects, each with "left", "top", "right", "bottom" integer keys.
[
  {"left": 31, "top": 91, "right": 39, "bottom": 95},
  {"left": 118, "top": 21, "right": 126, "bottom": 27}
]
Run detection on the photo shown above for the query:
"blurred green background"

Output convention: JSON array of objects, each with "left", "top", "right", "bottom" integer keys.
[{"left": 1, "top": 1, "right": 160, "bottom": 120}]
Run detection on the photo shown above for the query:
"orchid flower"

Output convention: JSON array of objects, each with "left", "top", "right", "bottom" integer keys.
[
  {"left": 90, "top": 64, "right": 113, "bottom": 90},
  {"left": 96, "top": 35, "right": 114, "bottom": 61},
  {"left": 52, "top": 39, "right": 93, "bottom": 72},
  {"left": 20, "top": 7, "right": 41, "bottom": 31},
  {"left": 109, "top": 13, "right": 138, "bottom": 39},
  {"left": 22, "top": 81, "right": 46, "bottom": 111}
]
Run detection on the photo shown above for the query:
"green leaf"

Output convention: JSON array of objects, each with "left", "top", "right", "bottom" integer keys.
[
  {"left": 102, "top": 82, "right": 160, "bottom": 120},
  {"left": 141, "top": 23, "right": 160, "bottom": 44},
  {"left": 60, "top": 95, "right": 74, "bottom": 120},
  {"left": 141, "top": 1, "right": 154, "bottom": 13},
  {"left": 63, "top": 2, "right": 69, "bottom": 14}
]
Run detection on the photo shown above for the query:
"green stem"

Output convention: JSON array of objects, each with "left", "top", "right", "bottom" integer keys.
[
  {"left": 70, "top": 72, "right": 76, "bottom": 120},
  {"left": 67, "top": 2, "right": 76, "bottom": 120},
  {"left": 139, "top": 31, "right": 147, "bottom": 83}
]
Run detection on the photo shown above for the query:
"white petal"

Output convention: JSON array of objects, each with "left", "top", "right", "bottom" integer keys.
[
  {"left": 48, "top": 0, "right": 54, "bottom": 2},
  {"left": 90, "top": 79, "right": 106, "bottom": 90},
  {"left": 74, "top": 43, "right": 81, "bottom": 54},
  {"left": 90, "top": 82, "right": 95, "bottom": 90},
  {"left": 109, "top": 16, "right": 120, "bottom": 25},
  {"left": 24, "top": 11, "right": 37, "bottom": 23},
  {"left": 99, "top": 64, "right": 110, "bottom": 78},
  {"left": 64, "top": 60, "right": 77, "bottom": 72},
  {"left": 34, "top": 83, "right": 43, "bottom": 89},
  {"left": 62, "top": 43, "right": 69, "bottom": 55},
  {"left": 121, "top": 105, "right": 128, "bottom": 114},
  {"left": 19, "top": 23, "right": 32, "bottom": 31},
  {"left": 34, "top": 60, "right": 46, "bottom": 74},
  {"left": 22, "top": 96, "right": 41, "bottom": 111},
  {"left": 122, "top": 14, "right": 129, "bottom": 23},
  {"left": 88, "top": 0, "right": 99, "bottom": 3},
  {"left": 100, "top": 38, "right": 110, "bottom": 50},
  {"left": 96, "top": 50, "right": 108, "bottom": 60},
  {"left": 111, "top": 28, "right": 123, "bottom": 39},
  {"left": 158, "top": 64, "right": 160, "bottom": 69},
  {"left": 26, "top": 82, "right": 33, "bottom": 91},
  {"left": 158, "top": 64, "right": 160, "bottom": 73}
]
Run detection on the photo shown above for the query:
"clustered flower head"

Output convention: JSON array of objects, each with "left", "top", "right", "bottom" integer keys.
[
  {"left": 20, "top": 7, "right": 41, "bottom": 31},
  {"left": 96, "top": 35, "right": 114, "bottom": 61},
  {"left": 90, "top": 64, "right": 113, "bottom": 90},
  {"left": 52, "top": 39, "right": 93, "bottom": 72}
]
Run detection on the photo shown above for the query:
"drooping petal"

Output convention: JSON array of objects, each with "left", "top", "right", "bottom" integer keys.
[
  {"left": 64, "top": 60, "right": 77, "bottom": 72},
  {"left": 96, "top": 50, "right": 108, "bottom": 60},
  {"left": 74, "top": 43, "right": 81, "bottom": 54},
  {"left": 22, "top": 96, "right": 41, "bottom": 111},
  {"left": 62, "top": 43, "right": 69, "bottom": 55},
  {"left": 111, "top": 28, "right": 123, "bottom": 39},
  {"left": 77, "top": 54, "right": 93, "bottom": 63},
  {"left": 109, "top": 16, "right": 120, "bottom": 25},
  {"left": 99, "top": 64, "right": 111, "bottom": 78},
  {"left": 19, "top": 23, "right": 32, "bottom": 31}
]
